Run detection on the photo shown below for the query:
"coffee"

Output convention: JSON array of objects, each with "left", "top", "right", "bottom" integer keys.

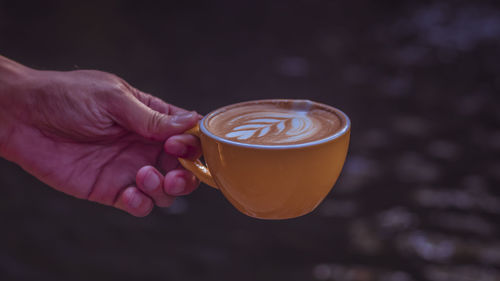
[
  {"left": 180, "top": 99, "right": 351, "bottom": 219},
  {"left": 204, "top": 100, "right": 343, "bottom": 146}
]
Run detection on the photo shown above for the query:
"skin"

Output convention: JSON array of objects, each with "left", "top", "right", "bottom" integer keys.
[{"left": 0, "top": 55, "right": 202, "bottom": 217}]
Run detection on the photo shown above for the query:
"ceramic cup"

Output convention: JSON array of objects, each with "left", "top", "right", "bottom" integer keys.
[{"left": 179, "top": 99, "right": 350, "bottom": 219}]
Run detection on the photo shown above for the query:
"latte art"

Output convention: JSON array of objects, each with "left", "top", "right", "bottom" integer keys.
[
  {"left": 224, "top": 111, "right": 318, "bottom": 143},
  {"left": 205, "top": 101, "right": 343, "bottom": 146}
]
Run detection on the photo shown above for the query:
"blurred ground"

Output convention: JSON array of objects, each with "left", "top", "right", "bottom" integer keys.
[{"left": 1, "top": 1, "right": 500, "bottom": 280}]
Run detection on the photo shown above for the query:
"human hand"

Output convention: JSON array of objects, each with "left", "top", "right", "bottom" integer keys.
[{"left": 0, "top": 57, "right": 202, "bottom": 217}]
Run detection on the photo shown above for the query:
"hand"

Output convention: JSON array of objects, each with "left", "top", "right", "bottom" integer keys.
[{"left": 0, "top": 57, "right": 202, "bottom": 217}]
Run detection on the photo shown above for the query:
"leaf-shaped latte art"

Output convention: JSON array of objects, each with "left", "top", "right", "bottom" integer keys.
[{"left": 224, "top": 111, "right": 317, "bottom": 143}]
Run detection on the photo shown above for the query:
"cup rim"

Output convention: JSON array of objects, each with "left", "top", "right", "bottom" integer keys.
[{"left": 200, "top": 99, "right": 351, "bottom": 150}]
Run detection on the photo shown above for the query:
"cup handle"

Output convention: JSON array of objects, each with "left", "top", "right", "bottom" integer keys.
[{"left": 177, "top": 124, "right": 219, "bottom": 189}]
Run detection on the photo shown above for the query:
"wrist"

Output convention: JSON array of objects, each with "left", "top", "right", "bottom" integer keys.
[{"left": 0, "top": 55, "right": 38, "bottom": 158}]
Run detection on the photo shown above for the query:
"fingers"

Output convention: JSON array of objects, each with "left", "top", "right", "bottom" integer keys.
[
  {"left": 164, "top": 169, "right": 200, "bottom": 196},
  {"left": 108, "top": 93, "right": 201, "bottom": 141},
  {"left": 136, "top": 166, "right": 175, "bottom": 207},
  {"left": 141, "top": 94, "right": 176, "bottom": 114},
  {"left": 132, "top": 166, "right": 199, "bottom": 215},
  {"left": 114, "top": 186, "right": 154, "bottom": 217},
  {"left": 164, "top": 134, "right": 202, "bottom": 160},
  {"left": 134, "top": 90, "right": 203, "bottom": 120},
  {"left": 133, "top": 90, "right": 189, "bottom": 115},
  {"left": 140, "top": 93, "right": 185, "bottom": 115}
]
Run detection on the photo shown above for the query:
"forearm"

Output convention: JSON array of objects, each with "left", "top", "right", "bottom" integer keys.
[{"left": 0, "top": 55, "right": 35, "bottom": 158}]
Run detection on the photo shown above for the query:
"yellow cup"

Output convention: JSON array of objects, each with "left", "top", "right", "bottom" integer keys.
[{"left": 179, "top": 99, "right": 350, "bottom": 219}]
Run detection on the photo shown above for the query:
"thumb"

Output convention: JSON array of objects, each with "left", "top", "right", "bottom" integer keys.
[{"left": 110, "top": 96, "right": 200, "bottom": 140}]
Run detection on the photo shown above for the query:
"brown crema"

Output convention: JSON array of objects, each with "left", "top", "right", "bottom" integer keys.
[{"left": 204, "top": 100, "right": 344, "bottom": 146}]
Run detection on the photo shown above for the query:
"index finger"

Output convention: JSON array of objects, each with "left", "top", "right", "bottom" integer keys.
[{"left": 135, "top": 90, "right": 201, "bottom": 117}]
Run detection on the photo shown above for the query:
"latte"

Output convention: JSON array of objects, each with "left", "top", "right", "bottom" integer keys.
[{"left": 204, "top": 100, "right": 344, "bottom": 146}]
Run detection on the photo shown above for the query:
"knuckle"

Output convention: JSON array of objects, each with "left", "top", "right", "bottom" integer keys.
[
  {"left": 145, "top": 111, "right": 167, "bottom": 136},
  {"left": 74, "top": 70, "right": 122, "bottom": 83},
  {"left": 97, "top": 82, "right": 133, "bottom": 111},
  {"left": 107, "top": 82, "right": 129, "bottom": 98}
]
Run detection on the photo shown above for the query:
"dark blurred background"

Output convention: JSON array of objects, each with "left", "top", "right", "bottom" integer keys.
[{"left": 1, "top": 0, "right": 500, "bottom": 280}]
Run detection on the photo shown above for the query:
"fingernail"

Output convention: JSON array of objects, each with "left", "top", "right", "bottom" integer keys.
[
  {"left": 144, "top": 170, "right": 160, "bottom": 191},
  {"left": 170, "top": 177, "right": 185, "bottom": 194},
  {"left": 129, "top": 194, "right": 143, "bottom": 209},
  {"left": 172, "top": 112, "right": 197, "bottom": 126}
]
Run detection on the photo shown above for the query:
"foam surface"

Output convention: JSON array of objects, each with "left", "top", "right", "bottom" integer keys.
[{"left": 205, "top": 101, "right": 343, "bottom": 145}]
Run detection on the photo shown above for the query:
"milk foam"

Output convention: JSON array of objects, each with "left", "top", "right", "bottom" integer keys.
[
  {"left": 206, "top": 101, "right": 342, "bottom": 146},
  {"left": 224, "top": 111, "right": 316, "bottom": 143}
]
